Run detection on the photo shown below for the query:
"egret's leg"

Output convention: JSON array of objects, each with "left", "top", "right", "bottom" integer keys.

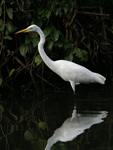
[{"left": 70, "top": 81, "right": 75, "bottom": 95}]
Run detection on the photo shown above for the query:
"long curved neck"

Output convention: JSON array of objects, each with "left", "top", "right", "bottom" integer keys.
[{"left": 36, "top": 26, "right": 54, "bottom": 69}]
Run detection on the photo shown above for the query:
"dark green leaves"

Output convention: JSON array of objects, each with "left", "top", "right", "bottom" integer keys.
[
  {"left": 32, "top": 37, "right": 39, "bottom": 47},
  {"left": 24, "top": 130, "right": 33, "bottom": 142},
  {"left": 43, "top": 28, "right": 52, "bottom": 37},
  {"left": 46, "top": 40, "right": 54, "bottom": 51},
  {"left": 65, "top": 52, "right": 73, "bottom": 61},
  {"left": 5, "top": 22, "right": 12, "bottom": 32},
  {"left": 37, "top": 8, "right": 51, "bottom": 19},
  {"left": 31, "top": 139, "right": 46, "bottom": 150},
  {"left": 74, "top": 48, "right": 88, "bottom": 61},
  {"left": 32, "top": 16, "right": 42, "bottom": 27},
  {"left": 50, "top": 30, "right": 60, "bottom": 41},
  {"left": 65, "top": 47, "right": 88, "bottom": 62},
  {"left": 25, "top": 37, "right": 32, "bottom": 45},
  {"left": 19, "top": 43, "right": 28, "bottom": 56},
  {"left": 6, "top": 8, "right": 13, "bottom": 19}
]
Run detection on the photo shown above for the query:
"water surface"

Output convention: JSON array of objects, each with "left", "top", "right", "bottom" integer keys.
[{"left": 0, "top": 84, "right": 113, "bottom": 150}]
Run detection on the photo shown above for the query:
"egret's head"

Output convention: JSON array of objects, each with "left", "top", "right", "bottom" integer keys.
[{"left": 15, "top": 24, "right": 38, "bottom": 34}]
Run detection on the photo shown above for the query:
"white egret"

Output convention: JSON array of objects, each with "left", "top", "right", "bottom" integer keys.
[{"left": 15, "top": 25, "right": 106, "bottom": 94}]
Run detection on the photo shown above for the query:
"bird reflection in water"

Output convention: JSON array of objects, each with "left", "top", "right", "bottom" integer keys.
[{"left": 45, "top": 107, "right": 107, "bottom": 150}]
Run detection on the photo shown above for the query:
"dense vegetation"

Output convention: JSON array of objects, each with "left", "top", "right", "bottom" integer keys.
[
  {"left": 0, "top": 1, "right": 113, "bottom": 150},
  {"left": 0, "top": 0, "right": 113, "bottom": 93}
]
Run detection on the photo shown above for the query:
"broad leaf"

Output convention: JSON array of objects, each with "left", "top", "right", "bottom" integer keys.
[
  {"left": 31, "top": 139, "right": 47, "bottom": 150},
  {"left": 37, "top": 138, "right": 46, "bottom": 150},
  {"left": 32, "top": 37, "right": 39, "bottom": 47},
  {"left": 46, "top": 40, "right": 54, "bottom": 51},
  {"left": 45, "top": 10, "right": 51, "bottom": 18},
  {"left": 37, "top": 8, "right": 45, "bottom": 15},
  {"left": 73, "top": 47, "right": 82, "bottom": 58},
  {"left": 24, "top": 130, "right": 33, "bottom": 141},
  {"left": 43, "top": 28, "right": 51, "bottom": 37},
  {"left": 20, "top": 43, "right": 28, "bottom": 56},
  {"left": 0, "top": 104, "right": 4, "bottom": 112},
  {"left": 4, "top": 35, "right": 12, "bottom": 40},
  {"left": 54, "top": 7, "right": 61, "bottom": 16},
  {"left": 67, "top": 1, "right": 74, "bottom": 8},
  {"left": 32, "top": 16, "right": 42, "bottom": 27},
  {"left": 73, "top": 48, "right": 88, "bottom": 61},
  {"left": 9, "top": 69, "right": 15, "bottom": 77},
  {"left": 64, "top": 5, "right": 68, "bottom": 14},
  {"left": 5, "top": 22, "right": 12, "bottom": 32},
  {"left": 65, "top": 53, "right": 73, "bottom": 61},
  {"left": 55, "top": 41, "right": 63, "bottom": 47},
  {"left": 6, "top": 8, "right": 13, "bottom": 19},
  {"left": 25, "top": 36, "right": 32, "bottom": 45},
  {"left": 35, "top": 55, "right": 42, "bottom": 66},
  {"left": 50, "top": 30, "right": 60, "bottom": 41},
  {"left": 38, "top": 120, "right": 48, "bottom": 130}
]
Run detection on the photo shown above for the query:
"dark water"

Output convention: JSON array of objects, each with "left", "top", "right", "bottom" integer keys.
[{"left": 0, "top": 84, "right": 113, "bottom": 150}]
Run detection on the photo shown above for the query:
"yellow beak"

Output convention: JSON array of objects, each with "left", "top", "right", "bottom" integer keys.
[{"left": 15, "top": 28, "right": 29, "bottom": 34}]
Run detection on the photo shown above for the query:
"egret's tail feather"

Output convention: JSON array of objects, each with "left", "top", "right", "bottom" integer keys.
[{"left": 94, "top": 73, "right": 106, "bottom": 84}]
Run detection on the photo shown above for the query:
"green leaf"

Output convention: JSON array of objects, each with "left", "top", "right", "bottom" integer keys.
[
  {"left": 0, "top": 7, "right": 2, "bottom": 17},
  {"left": 0, "top": 104, "right": 4, "bottom": 112},
  {"left": 74, "top": 47, "right": 82, "bottom": 58},
  {"left": 31, "top": 139, "right": 47, "bottom": 150},
  {"left": 37, "top": 8, "right": 45, "bottom": 15},
  {"left": 6, "top": 8, "right": 13, "bottom": 19},
  {"left": 5, "top": 22, "right": 13, "bottom": 32},
  {"left": 38, "top": 120, "right": 48, "bottom": 130},
  {"left": 32, "top": 37, "right": 39, "bottom": 47},
  {"left": 46, "top": 40, "right": 54, "bottom": 51},
  {"left": 4, "top": 35, "right": 12, "bottom": 40},
  {"left": 11, "top": 26, "right": 17, "bottom": 33},
  {"left": 64, "top": 5, "right": 68, "bottom": 14},
  {"left": 9, "top": 69, "right": 15, "bottom": 77},
  {"left": 67, "top": 1, "right": 74, "bottom": 8},
  {"left": 35, "top": 55, "right": 42, "bottom": 66},
  {"left": 49, "top": 25, "right": 56, "bottom": 31},
  {"left": 65, "top": 52, "right": 73, "bottom": 61},
  {"left": 55, "top": 41, "right": 63, "bottom": 47},
  {"left": 37, "top": 138, "right": 46, "bottom": 150},
  {"left": 32, "top": 16, "right": 42, "bottom": 27},
  {"left": 0, "top": 78, "right": 2, "bottom": 86},
  {"left": 43, "top": 28, "right": 51, "bottom": 37},
  {"left": 24, "top": 130, "right": 33, "bottom": 141},
  {"left": 45, "top": 10, "right": 51, "bottom": 18},
  {"left": 50, "top": 30, "right": 60, "bottom": 41},
  {"left": 54, "top": 7, "right": 62, "bottom": 16},
  {"left": 73, "top": 48, "right": 88, "bottom": 61},
  {"left": 25, "top": 36, "right": 32, "bottom": 44},
  {"left": 11, "top": 113, "right": 18, "bottom": 121},
  {"left": 20, "top": 43, "right": 28, "bottom": 56}
]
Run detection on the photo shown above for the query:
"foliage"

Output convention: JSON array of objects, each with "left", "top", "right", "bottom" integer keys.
[{"left": 0, "top": 0, "right": 113, "bottom": 92}]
